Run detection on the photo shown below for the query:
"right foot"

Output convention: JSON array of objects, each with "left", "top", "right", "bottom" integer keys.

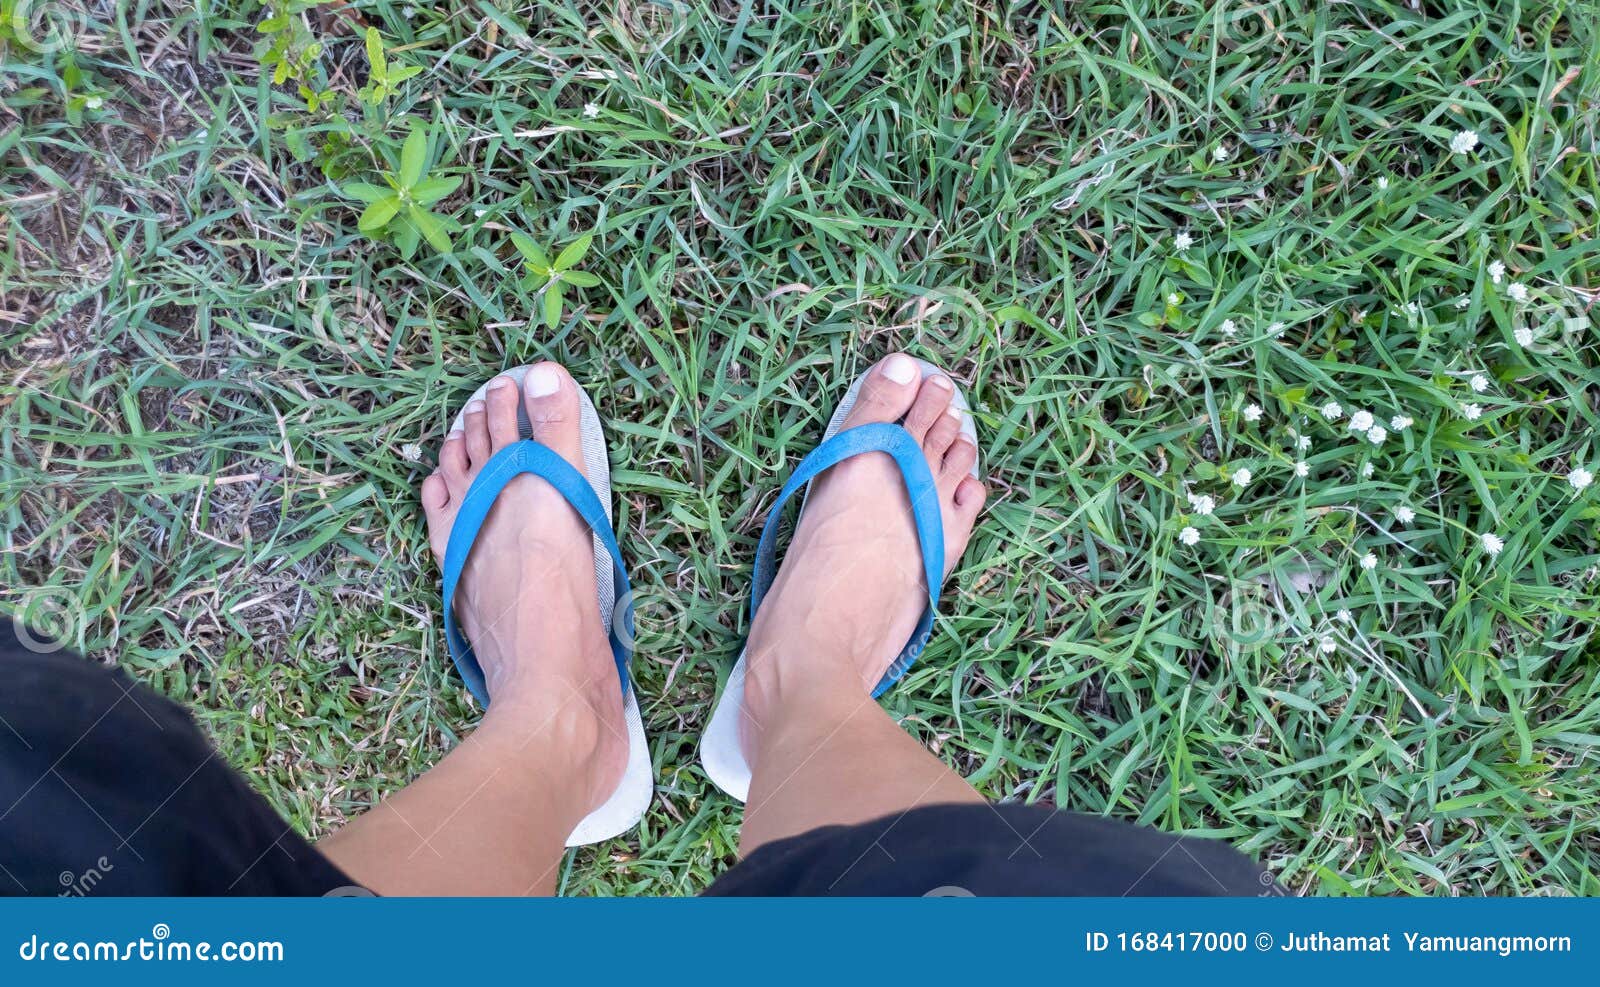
[
  {"left": 742, "top": 353, "right": 987, "bottom": 729},
  {"left": 420, "top": 362, "right": 627, "bottom": 812}
]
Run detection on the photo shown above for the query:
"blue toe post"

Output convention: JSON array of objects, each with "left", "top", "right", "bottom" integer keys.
[
  {"left": 441, "top": 440, "right": 633, "bottom": 707},
  {"left": 749, "top": 421, "right": 945, "bottom": 697}
]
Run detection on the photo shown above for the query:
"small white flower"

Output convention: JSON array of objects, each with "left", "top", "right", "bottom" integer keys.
[
  {"left": 1294, "top": 460, "right": 1309, "bottom": 478},
  {"left": 1220, "top": 318, "right": 1237, "bottom": 337},
  {"left": 1488, "top": 260, "right": 1506, "bottom": 284},
  {"left": 1470, "top": 373, "right": 1490, "bottom": 392},
  {"left": 1462, "top": 403, "right": 1484, "bottom": 421},
  {"left": 1450, "top": 130, "right": 1480, "bottom": 154},
  {"left": 1318, "top": 636, "right": 1337, "bottom": 654},
  {"left": 1377, "top": 176, "right": 1390, "bottom": 190},
  {"left": 1394, "top": 505, "right": 1416, "bottom": 524},
  {"left": 1359, "top": 552, "right": 1378, "bottom": 571},
  {"left": 1213, "top": 144, "right": 1231, "bottom": 162},
  {"left": 1506, "top": 282, "right": 1529, "bottom": 303},
  {"left": 1514, "top": 327, "right": 1534, "bottom": 347},
  {"left": 1366, "top": 425, "right": 1388, "bottom": 445},
  {"left": 583, "top": 102, "right": 601, "bottom": 118},
  {"left": 1361, "top": 462, "right": 1375, "bottom": 478},
  {"left": 1321, "top": 402, "right": 1344, "bottom": 421},
  {"left": 1348, "top": 409, "right": 1375, "bottom": 433},
  {"left": 1269, "top": 321, "right": 1286, "bottom": 337},
  {"left": 401, "top": 443, "right": 423, "bottom": 463},
  {"left": 1569, "top": 467, "right": 1594, "bottom": 492},
  {"left": 1480, "top": 532, "right": 1504, "bottom": 556},
  {"left": 1390, "top": 415, "right": 1413, "bottom": 431},
  {"left": 1231, "top": 468, "right": 1252, "bottom": 488},
  {"left": 1187, "top": 492, "right": 1216, "bottom": 516},
  {"left": 1167, "top": 292, "right": 1180, "bottom": 305},
  {"left": 1179, "top": 525, "right": 1200, "bottom": 546},
  {"left": 1174, "top": 232, "right": 1194, "bottom": 251},
  {"left": 1454, "top": 294, "right": 1472, "bottom": 310},
  {"left": 1402, "top": 301, "right": 1421, "bottom": 316},
  {"left": 1336, "top": 609, "right": 1352, "bottom": 623},
  {"left": 1243, "top": 403, "right": 1263, "bottom": 422},
  {"left": 1296, "top": 434, "right": 1312, "bottom": 451}
]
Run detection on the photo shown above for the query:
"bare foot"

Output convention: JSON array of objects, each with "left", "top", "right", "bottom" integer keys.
[
  {"left": 420, "top": 362, "right": 626, "bottom": 812},
  {"left": 742, "top": 352, "right": 987, "bottom": 727}
]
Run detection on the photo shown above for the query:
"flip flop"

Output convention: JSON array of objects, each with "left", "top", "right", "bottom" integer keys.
[
  {"left": 442, "top": 365, "right": 652, "bottom": 846},
  {"left": 700, "top": 358, "right": 980, "bottom": 801}
]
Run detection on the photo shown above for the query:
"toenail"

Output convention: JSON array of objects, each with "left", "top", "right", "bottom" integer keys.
[
  {"left": 882, "top": 353, "right": 917, "bottom": 384},
  {"left": 928, "top": 375, "right": 952, "bottom": 390},
  {"left": 487, "top": 376, "right": 511, "bottom": 391},
  {"left": 527, "top": 364, "right": 561, "bottom": 397}
]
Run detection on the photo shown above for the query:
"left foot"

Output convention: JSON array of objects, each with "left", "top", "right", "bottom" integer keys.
[{"left": 420, "top": 362, "right": 627, "bottom": 812}]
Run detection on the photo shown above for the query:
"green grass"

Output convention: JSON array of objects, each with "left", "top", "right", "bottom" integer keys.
[{"left": 4, "top": 0, "right": 1600, "bottom": 895}]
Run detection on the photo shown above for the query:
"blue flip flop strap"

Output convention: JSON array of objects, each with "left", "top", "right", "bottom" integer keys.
[
  {"left": 441, "top": 440, "right": 632, "bottom": 708},
  {"left": 750, "top": 421, "right": 944, "bottom": 697}
]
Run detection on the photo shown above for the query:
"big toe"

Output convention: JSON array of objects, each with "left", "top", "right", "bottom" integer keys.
[
  {"left": 840, "top": 352, "right": 923, "bottom": 428},
  {"left": 521, "top": 361, "right": 587, "bottom": 470}
]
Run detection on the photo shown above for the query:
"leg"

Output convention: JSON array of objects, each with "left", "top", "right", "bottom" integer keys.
[
  {"left": 740, "top": 353, "right": 989, "bottom": 854},
  {"left": 320, "top": 363, "right": 627, "bottom": 895}
]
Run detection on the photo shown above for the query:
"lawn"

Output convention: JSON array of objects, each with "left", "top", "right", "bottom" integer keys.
[{"left": 3, "top": 0, "right": 1599, "bottom": 895}]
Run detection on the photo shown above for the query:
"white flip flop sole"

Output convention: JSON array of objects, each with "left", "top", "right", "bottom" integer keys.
[
  {"left": 450, "top": 365, "right": 652, "bottom": 846},
  {"left": 699, "top": 358, "right": 979, "bottom": 802}
]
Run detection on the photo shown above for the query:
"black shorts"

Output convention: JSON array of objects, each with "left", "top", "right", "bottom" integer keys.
[{"left": 0, "top": 623, "right": 1271, "bottom": 896}]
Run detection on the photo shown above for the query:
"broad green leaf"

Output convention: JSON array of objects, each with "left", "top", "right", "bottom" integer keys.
[
  {"left": 552, "top": 234, "right": 592, "bottom": 271},
  {"left": 389, "top": 65, "right": 423, "bottom": 84},
  {"left": 393, "top": 217, "right": 420, "bottom": 259},
  {"left": 342, "top": 182, "right": 392, "bottom": 204},
  {"left": 398, "top": 128, "right": 427, "bottom": 190},
  {"left": 543, "top": 282, "right": 564, "bottom": 329},
  {"left": 357, "top": 196, "right": 400, "bottom": 232},
  {"left": 412, "top": 175, "right": 462, "bottom": 206},
  {"left": 410, "top": 206, "right": 453, "bottom": 254},
  {"left": 364, "top": 27, "right": 386, "bottom": 80},
  {"left": 510, "top": 232, "right": 550, "bottom": 271},
  {"left": 560, "top": 270, "right": 601, "bottom": 288}
]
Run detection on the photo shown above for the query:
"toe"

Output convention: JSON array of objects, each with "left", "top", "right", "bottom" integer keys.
[
  {"left": 463, "top": 400, "right": 491, "bottom": 466},
  {"left": 440, "top": 432, "right": 470, "bottom": 492},
  {"left": 421, "top": 473, "right": 452, "bottom": 560},
  {"left": 841, "top": 352, "right": 922, "bottom": 427},
  {"left": 485, "top": 375, "right": 522, "bottom": 450},
  {"left": 901, "top": 373, "right": 955, "bottom": 442},
  {"left": 522, "top": 361, "right": 586, "bottom": 470},
  {"left": 923, "top": 407, "right": 962, "bottom": 465},
  {"left": 941, "top": 435, "right": 978, "bottom": 484}
]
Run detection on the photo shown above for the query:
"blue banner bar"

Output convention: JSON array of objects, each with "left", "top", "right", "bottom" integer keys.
[{"left": 1, "top": 898, "right": 1590, "bottom": 983}]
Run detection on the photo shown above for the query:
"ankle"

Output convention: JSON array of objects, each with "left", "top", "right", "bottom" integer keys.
[{"left": 474, "top": 687, "right": 626, "bottom": 808}]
